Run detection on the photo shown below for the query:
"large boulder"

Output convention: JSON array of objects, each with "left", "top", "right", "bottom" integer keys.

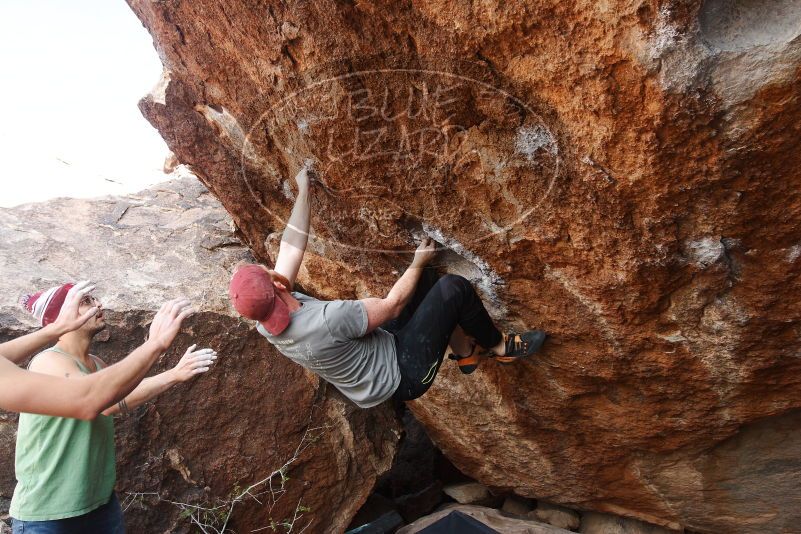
[
  {"left": 126, "top": 1, "right": 801, "bottom": 532},
  {"left": 0, "top": 176, "right": 399, "bottom": 533}
]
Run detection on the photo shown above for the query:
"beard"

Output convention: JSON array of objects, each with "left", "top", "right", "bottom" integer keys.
[{"left": 88, "top": 321, "right": 107, "bottom": 336}]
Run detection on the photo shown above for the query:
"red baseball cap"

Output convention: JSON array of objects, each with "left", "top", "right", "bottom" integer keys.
[{"left": 229, "top": 265, "right": 291, "bottom": 335}]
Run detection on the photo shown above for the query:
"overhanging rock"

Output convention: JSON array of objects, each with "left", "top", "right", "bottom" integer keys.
[{"left": 127, "top": 1, "right": 801, "bottom": 532}]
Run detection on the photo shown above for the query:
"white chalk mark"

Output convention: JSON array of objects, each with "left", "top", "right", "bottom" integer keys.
[{"left": 514, "top": 125, "right": 558, "bottom": 161}]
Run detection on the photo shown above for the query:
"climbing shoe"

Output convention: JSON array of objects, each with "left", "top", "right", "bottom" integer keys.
[
  {"left": 447, "top": 344, "right": 484, "bottom": 374},
  {"left": 494, "top": 330, "right": 547, "bottom": 364}
]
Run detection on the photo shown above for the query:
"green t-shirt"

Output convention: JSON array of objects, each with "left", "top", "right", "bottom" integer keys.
[{"left": 10, "top": 349, "right": 116, "bottom": 521}]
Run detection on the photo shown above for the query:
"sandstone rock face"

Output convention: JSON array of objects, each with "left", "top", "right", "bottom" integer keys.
[
  {"left": 580, "top": 512, "right": 676, "bottom": 534},
  {"left": 443, "top": 482, "right": 492, "bottom": 505},
  {"left": 127, "top": 1, "right": 801, "bottom": 532},
  {"left": 0, "top": 177, "right": 399, "bottom": 533},
  {"left": 532, "top": 502, "right": 581, "bottom": 531}
]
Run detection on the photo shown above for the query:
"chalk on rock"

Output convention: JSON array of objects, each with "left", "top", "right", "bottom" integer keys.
[
  {"left": 579, "top": 512, "right": 676, "bottom": 534},
  {"left": 529, "top": 501, "right": 581, "bottom": 530},
  {"left": 443, "top": 482, "right": 491, "bottom": 504},
  {"left": 280, "top": 21, "right": 299, "bottom": 40},
  {"left": 502, "top": 495, "right": 534, "bottom": 516}
]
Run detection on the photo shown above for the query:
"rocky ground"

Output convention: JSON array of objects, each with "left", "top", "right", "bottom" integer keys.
[
  {"left": 348, "top": 413, "right": 686, "bottom": 534},
  {"left": 124, "top": 0, "right": 801, "bottom": 531}
]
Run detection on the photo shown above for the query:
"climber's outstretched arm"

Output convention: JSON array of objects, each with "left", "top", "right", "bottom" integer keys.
[
  {"left": 362, "top": 238, "right": 436, "bottom": 333},
  {"left": 274, "top": 164, "right": 312, "bottom": 289}
]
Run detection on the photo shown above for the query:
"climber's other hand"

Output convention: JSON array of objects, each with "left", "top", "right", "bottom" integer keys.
[
  {"left": 412, "top": 237, "right": 437, "bottom": 267},
  {"left": 295, "top": 162, "right": 313, "bottom": 194}
]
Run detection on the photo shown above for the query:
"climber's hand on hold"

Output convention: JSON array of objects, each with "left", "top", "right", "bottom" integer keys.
[
  {"left": 294, "top": 160, "right": 313, "bottom": 195},
  {"left": 412, "top": 237, "right": 437, "bottom": 268}
]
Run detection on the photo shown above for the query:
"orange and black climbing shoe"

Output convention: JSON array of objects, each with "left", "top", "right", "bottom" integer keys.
[
  {"left": 447, "top": 344, "right": 485, "bottom": 374},
  {"left": 494, "top": 330, "right": 547, "bottom": 364}
]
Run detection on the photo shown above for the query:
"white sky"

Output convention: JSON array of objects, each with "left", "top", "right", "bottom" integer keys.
[{"left": 0, "top": 0, "right": 169, "bottom": 208}]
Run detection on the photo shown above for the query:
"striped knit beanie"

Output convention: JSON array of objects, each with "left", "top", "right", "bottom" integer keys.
[{"left": 19, "top": 283, "right": 75, "bottom": 327}]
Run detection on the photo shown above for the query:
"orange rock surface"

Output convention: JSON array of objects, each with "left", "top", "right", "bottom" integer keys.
[{"left": 128, "top": 1, "right": 801, "bottom": 531}]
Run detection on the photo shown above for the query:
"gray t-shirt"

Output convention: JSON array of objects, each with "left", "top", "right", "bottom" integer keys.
[{"left": 256, "top": 292, "right": 401, "bottom": 408}]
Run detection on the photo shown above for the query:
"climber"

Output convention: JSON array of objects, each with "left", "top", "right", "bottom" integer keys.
[
  {"left": 229, "top": 163, "right": 546, "bottom": 408},
  {"left": 0, "top": 281, "right": 194, "bottom": 418},
  {"left": 7, "top": 281, "right": 217, "bottom": 533}
]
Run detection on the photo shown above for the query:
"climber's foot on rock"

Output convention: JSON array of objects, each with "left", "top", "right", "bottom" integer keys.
[
  {"left": 494, "top": 330, "right": 546, "bottom": 364},
  {"left": 447, "top": 343, "right": 485, "bottom": 374}
]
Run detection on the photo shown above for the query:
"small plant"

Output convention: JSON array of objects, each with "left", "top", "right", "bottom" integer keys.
[{"left": 122, "top": 413, "right": 330, "bottom": 534}]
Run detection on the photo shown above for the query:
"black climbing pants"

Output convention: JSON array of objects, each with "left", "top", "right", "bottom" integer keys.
[{"left": 383, "top": 270, "right": 503, "bottom": 402}]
